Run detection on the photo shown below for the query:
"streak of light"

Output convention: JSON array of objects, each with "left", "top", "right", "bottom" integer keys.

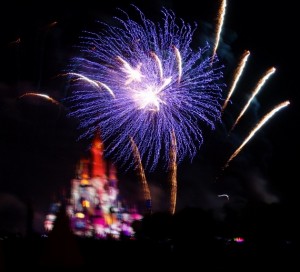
[
  {"left": 217, "top": 194, "right": 229, "bottom": 200},
  {"left": 223, "top": 100, "right": 290, "bottom": 170},
  {"left": 230, "top": 67, "right": 276, "bottom": 132},
  {"left": 63, "top": 73, "right": 115, "bottom": 98},
  {"left": 212, "top": 0, "right": 227, "bottom": 60},
  {"left": 222, "top": 50, "right": 250, "bottom": 112},
  {"left": 173, "top": 45, "right": 182, "bottom": 83},
  {"left": 130, "top": 137, "right": 152, "bottom": 213},
  {"left": 169, "top": 130, "right": 177, "bottom": 215},
  {"left": 19, "top": 92, "right": 60, "bottom": 105}
]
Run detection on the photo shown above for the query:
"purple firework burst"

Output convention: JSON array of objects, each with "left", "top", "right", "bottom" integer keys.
[{"left": 65, "top": 5, "right": 225, "bottom": 172}]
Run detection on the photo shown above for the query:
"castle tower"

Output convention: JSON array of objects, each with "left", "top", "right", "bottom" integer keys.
[{"left": 90, "top": 131, "right": 106, "bottom": 178}]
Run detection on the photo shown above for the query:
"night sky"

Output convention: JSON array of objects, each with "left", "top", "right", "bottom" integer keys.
[{"left": 0, "top": 0, "right": 298, "bottom": 234}]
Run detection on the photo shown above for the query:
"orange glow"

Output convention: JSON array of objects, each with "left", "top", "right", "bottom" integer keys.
[
  {"left": 104, "top": 214, "right": 117, "bottom": 225},
  {"left": 80, "top": 178, "right": 89, "bottom": 185},
  {"left": 82, "top": 200, "right": 90, "bottom": 208}
]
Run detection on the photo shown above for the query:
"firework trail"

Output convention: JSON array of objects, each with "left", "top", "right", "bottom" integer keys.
[
  {"left": 65, "top": 5, "right": 225, "bottom": 172},
  {"left": 62, "top": 72, "right": 115, "bottom": 98},
  {"left": 222, "top": 50, "right": 250, "bottom": 112},
  {"left": 217, "top": 194, "right": 229, "bottom": 200},
  {"left": 19, "top": 92, "right": 60, "bottom": 105},
  {"left": 223, "top": 100, "right": 290, "bottom": 170},
  {"left": 129, "top": 137, "right": 152, "bottom": 213},
  {"left": 9, "top": 37, "right": 21, "bottom": 46},
  {"left": 212, "top": 0, "right": 227, "bottom": 60},
  {"left": 230, "top": 67, "right": 276, "bottom": 132},
  {"left": 169, "top": 130, "right": 177, "bottom": 214}
]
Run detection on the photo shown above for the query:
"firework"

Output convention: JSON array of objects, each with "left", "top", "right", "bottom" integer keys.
[
  {"left": 169, "top": 130, "right": 177, "bottom": 214},
  {"left": 223, "top": 100, "right": 290, "bottom": 170},
  {"left": 64, "top": 73, "right": 115, "bottom": 98},
  {"left": 19, "top": 92, "right": 60, "bottom": 105},
  {"left": 217, "top": 194, "right": 229, "bottom": 200},
  {"left": 65, "top": 5, "right": 225, "bottom": 172},
  {"left": 222, "top": 50, "right": 250, "bottom": 112},
  {"left": 230, "top": 67, "right": 276, "bottom": 132},
  {"left": 212, "top": 0, "right": 227, "bottom": 60},
  {"left": 130, "top": 137, "right": 152, "bottom": 213}
]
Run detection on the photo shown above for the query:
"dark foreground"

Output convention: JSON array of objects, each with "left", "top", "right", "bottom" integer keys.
[
  {"left": 1, "top": 230, "right": 297, "bottom": 271},
  {"left": 0, "top": 204, "right": 298, "bottom": 271}
]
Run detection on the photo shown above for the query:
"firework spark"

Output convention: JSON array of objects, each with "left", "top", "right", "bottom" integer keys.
[
  {"left": 217, "top": 194, "right": 229, "bottom": 200},
  {"left": 169, "top": 130, "right": 177, "bottom": 214},
  {"left": 9, "top": 37, "right": 21, "bottom": 46},
  {"left": 230, "top": 67, "right": 276, "bottom": 132},
  {"left": 19, "top": 92, "right": 59, "bottom": 105},
  {"left": 130, "top": 136, "right": 152, "bottom": 213},
  {"left": 212, "top": 0, "right": 227, "bottom": 60},
  {"left": 223, "top": 100, "right": 290, "bottom": 170},
  {"left": 65, "top": 5, "right": 225, "bottom": 172},
  {"left": 63, "top": 72, "right": 115, "bottom": 98},
  {"left": 222, "top": 50, "right": 250, "bottom": 112}
]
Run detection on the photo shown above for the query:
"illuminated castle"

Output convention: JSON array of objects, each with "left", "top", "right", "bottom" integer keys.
[{"left": 44, "top": 132, "right": 142, "bottom": 239}]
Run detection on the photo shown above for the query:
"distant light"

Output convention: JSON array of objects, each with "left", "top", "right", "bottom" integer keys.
[
  {"left": 233, "top": 237, "right": 245, "bottom": 243},
  {"left": 75, "top": 212, "right": 85, "bottom": 218},
  {"left": 46, "top": 214, "right": 56, "bottom": 221}
]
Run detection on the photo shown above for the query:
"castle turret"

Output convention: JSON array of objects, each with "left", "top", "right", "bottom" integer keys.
[{"left": 90, "top": 132, "right": 106, "bottom": 178}]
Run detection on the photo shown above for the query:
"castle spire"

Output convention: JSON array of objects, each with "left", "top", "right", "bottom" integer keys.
[{"left": 90, "top": 131, "right": 106, "bottom": 178}]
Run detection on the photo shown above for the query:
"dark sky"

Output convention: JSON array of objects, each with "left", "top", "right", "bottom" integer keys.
[{"left": 0, "top": 0, "right": 298, "bottom": 234}]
